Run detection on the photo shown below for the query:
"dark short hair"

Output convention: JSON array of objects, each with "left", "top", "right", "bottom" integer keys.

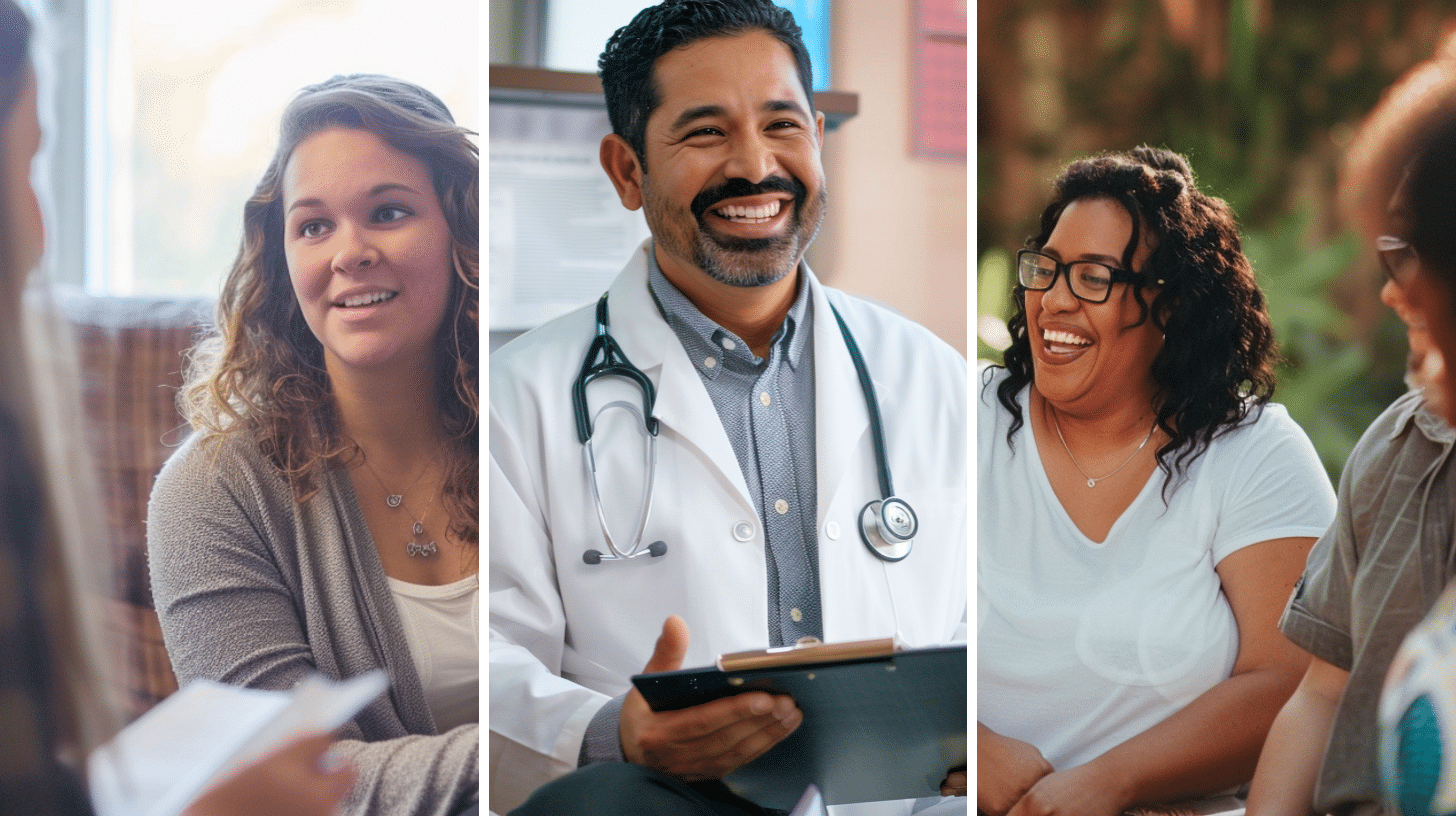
[
  {"left": 990, "top": 146, "right": 1277, "bottom": 491},
  {"left": 598, "top": 0, "right": 814, "bottom": 164},
  {"left": 1409, "top": 115, "right": 1456, "bottom": 284}
]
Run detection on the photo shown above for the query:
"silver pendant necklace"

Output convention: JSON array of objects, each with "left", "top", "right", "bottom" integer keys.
[
  {"left": 1049, "top": 406, "right": 1157, "bottom": 488},
  {"left": 361, "top": 443, "right": 444, "bottom": 557}
]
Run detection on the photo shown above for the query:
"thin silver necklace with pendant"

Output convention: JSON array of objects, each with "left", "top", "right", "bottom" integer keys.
[
  {"left": 1049, "top": 406, "right": 1156, "bottom": 488},
  {"left": 361, "top": 443, "right": 444, "bottom": 557}
]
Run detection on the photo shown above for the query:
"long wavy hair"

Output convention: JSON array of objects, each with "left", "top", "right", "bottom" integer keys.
[
  {"left": 182, "top": 74, "right": 479, "bottom": 545},
  {"left": 991, "top": 146, "right": 1277, "bottom": 489},
  {"left": 0, "top": 0, "right": 122, "bottom": 804}
]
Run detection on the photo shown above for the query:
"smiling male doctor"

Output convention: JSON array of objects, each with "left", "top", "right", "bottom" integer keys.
[{"left": 489, "top": 2, "right": 967, "bottom": 814}]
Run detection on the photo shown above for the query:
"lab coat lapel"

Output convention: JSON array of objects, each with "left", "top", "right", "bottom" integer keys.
[
  {"left": 607, "top": 243, "right": 756, "bottom": 514},
  {"left": 809, "top": 270, "right": 872, "bottom": 525}
]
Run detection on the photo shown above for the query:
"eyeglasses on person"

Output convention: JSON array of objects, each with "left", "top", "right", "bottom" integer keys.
[
  {"left": 1016, "top": 249, "right": 1147, "bottom": 304},
  {"left": 1376, "top": 236, "right": 1420, "bottom": 287}
]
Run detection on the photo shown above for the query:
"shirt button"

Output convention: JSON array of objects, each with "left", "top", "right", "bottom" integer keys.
[
  {"left": 774, "top": 499, "right": 789, "bottom": 515},
  {"left": 791, "top": 607, "right": 803, "bottom": 622},
  {"left": 732, "top": 521, "right": 754, "bottom": 542},
  {"left": 721, "top": 337, "right": 737, "bottom": 351},
  {"left": 825, "top": 521, "right": 840, "bottom": 540},
  {"left": 759, "top": 392, "right": 771, "bottom": 407},
  {"left": 704, "top": 357, "right": 717, "bottom": 369}
]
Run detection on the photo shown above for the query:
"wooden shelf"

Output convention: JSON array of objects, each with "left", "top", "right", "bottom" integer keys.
[{"left": 489, "top": 65, "right": 859, "bottom": 130}]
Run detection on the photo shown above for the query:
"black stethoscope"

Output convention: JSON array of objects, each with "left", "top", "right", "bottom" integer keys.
[{"left": 572, "top": 292, "right": 917, "bottom": 565}]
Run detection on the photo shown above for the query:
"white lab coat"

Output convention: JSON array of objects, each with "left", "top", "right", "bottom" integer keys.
[{"left": 489, "top": 241, "right": 967, "bottom": 815}]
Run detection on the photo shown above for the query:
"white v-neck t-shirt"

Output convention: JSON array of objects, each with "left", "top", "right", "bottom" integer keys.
[
  {"left": 976, "top": 367, "right": 1335, "bottom": 771},
  {"left": 388, "top": 574, "right": 480, "bottom": 732}
]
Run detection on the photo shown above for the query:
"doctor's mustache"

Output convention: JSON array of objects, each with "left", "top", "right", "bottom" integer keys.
[{"left": 690, "top": 176, "right": 807, "bottom": 221}]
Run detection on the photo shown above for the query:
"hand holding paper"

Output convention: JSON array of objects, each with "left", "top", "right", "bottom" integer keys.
[
  {"left": 185, "top": 734, "right": 353, "bottom": 816},
  {"left": 89, "top": 671, "right": 388, "bottom": 816}
]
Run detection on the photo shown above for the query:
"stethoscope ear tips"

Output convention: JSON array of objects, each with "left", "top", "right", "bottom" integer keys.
[{"left": 583, "top": 543, "right": 667, "bottom": 564}]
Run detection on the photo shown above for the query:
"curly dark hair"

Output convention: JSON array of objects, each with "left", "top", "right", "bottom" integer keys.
[
  {"left": 990, "top": 146, "right": 1277, "bottom": 489},
  {"left": 598, "top": 0, "right": 813, "bottom": 165},
  {"left": 183, "top": 74, "right": 479, "bottom": 545}
]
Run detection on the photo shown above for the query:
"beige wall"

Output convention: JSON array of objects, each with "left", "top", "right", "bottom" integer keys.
[{"left": 811, "top": 0, "right": 968, "bottom": 356}]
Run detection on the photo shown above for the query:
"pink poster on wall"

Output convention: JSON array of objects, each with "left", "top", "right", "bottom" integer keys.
[{"left": 913, "top": 0, "right": 967, "bottom": 160}]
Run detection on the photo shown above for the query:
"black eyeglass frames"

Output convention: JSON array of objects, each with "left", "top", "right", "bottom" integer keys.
[{"left": 1015, "top": 249, "right": 1145, "bottom": 304}]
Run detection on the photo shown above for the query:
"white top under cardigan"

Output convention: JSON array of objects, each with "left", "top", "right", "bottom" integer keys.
[
  {"left": 977, "top": 366, "right": 1336, "bottom": 771},
  {"left": 388, "top": 574, "right": 480, "bottom": 731},
  {"left": 148, "top": 431, "right": 479, "bottom": 816}
]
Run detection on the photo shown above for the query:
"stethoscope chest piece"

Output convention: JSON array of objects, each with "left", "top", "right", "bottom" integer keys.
[{"left": 859, "top": 496, "right": 916, "bottom": 562}]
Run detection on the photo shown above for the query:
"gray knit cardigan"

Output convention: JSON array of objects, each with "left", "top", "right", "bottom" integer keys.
[{"left": 147, "top": 431, "right": 478, "bottom": 816}]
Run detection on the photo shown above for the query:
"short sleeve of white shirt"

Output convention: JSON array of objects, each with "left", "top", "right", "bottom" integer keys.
[{"left": 976, "top": 366, "right": 1335, "bottom": 770}]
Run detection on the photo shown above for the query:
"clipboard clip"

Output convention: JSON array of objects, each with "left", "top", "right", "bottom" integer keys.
[{"left": 716, "top": 636, "right": 905, "bottom": 672}]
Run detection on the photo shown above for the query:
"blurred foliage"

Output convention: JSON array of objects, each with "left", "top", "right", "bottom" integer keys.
[
  {"left": 978, "top": 0, "right": 1456, "bottom": 482},
  {"left": 1243, "top": 211, "right": 1403, "bottom": 478},
  {"left": 976, "top": 248, "right": 1015, "bottom": 363}
]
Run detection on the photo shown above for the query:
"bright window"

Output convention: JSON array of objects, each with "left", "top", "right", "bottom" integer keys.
[{"left": 87, "top": 0, "right": 480, "bottom": 296}]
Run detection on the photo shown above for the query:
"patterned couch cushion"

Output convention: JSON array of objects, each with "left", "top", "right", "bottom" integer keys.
[{"left": 61, "top": 292, "right": 212, "bottom": 720}]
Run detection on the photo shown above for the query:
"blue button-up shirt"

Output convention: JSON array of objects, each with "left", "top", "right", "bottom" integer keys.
[{"left": 646, "top": 248, "right": 823, "bottom": 648}]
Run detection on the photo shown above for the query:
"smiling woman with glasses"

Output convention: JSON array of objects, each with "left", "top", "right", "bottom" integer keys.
[{"left": 977, "top": 146, "right": 1337, "bottom": 816}]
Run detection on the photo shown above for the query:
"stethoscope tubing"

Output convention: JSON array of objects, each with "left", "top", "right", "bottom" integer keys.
[
  {"left": 575, "top": 292, "right": 916, "bottom": 564},
  {"left": 829, "top": 306, "right": 895, "bottom": 499}
]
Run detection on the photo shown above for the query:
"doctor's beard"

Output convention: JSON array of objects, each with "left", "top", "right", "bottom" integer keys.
[{"left": 643, "top": 175, "right": 827, "bottom": 288}]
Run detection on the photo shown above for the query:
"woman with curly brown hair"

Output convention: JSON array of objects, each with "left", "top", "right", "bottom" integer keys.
[
  {"left": 147, "top": 74, "right": 479, "bottom": 816},
  {"left": 977, "top": 146, "right": 1336, "bottom": 816}
]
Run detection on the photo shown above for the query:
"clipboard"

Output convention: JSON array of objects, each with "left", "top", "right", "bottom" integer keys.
[{"left": 631, "top": 640, "right": 966, "bottom": 809}]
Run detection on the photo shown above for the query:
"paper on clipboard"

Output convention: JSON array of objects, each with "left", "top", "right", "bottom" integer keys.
[
  {"left": 632, "top": 641, "right": 966, "bottom": 809},
  {"left": 88, "top": 671, "right": 388, "bottom": 816}
]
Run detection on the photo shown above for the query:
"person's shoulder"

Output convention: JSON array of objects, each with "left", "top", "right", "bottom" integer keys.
[
  {"left": 820, "top": 285, "right": 965, "bottom": 380},
  {"left": 1343, "top": 388, "right": 1451, "bottom": 483},
  {"left": 822, "top": 286, "right": 953, "bottom": 348},
  {"left": 490, "top": 301, "right": 598, "bottom": 388},
  {"left": 159, "top": 428, "right": 256, "bottom": 475},
  {"left": 1216, "top": 400, "right": 1306, "bottom": 442},
  {"left": 152, "top": 428, "right": 282, "bottom": 504},
  {"left": 1203, "top": 401, "right": 1325, "bottom": 476}
]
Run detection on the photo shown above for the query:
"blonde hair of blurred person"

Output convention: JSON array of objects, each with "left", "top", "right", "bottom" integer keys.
[
  {"left": 0, "top": 3, "right": 123, "bottom": 807},
  {"left": 0, "top": 2, "right": 353, "bottom": 814}
]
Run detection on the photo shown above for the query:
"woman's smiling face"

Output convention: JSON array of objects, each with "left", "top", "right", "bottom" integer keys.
[
  {"left": 280, "top": 126, "right": 453, "bottom": 379},
  {"left": 1026, "top": 196, "right": 1164, "bottom": 414}
]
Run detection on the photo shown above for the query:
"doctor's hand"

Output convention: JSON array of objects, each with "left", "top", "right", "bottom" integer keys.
[
  {"left": 978, "top": 722, "right": 1052, "bottom": 816},
  {"left": 620, "top": 615, "right": 802, "bottom": 781}
]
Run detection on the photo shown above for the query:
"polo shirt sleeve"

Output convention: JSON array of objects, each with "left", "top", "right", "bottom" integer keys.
[{"left": 1277, "top": 399, "right": 1410, "bottom": 670}]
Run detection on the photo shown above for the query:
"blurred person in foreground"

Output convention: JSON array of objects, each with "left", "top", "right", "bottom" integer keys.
[
  {"left": 978, "top": 145, "right": 1336, "bottom": 816},
  {"left": 0, "top": 1, "right": 352, "bottom": 813},
  {"left": 1245, "top": 34, "right": 1456, "bottom": 816}
]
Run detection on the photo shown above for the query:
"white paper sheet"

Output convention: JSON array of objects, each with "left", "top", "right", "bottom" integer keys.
[{"left": 88, "top": 671, "right": 387, "bottom": 816}]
